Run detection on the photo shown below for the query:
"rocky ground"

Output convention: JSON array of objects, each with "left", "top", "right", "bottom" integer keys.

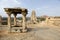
[{"left": 0, "top": 25, "right": 60, "bottom": 40}]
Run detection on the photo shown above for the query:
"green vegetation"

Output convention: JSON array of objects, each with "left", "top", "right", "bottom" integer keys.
[
  {"left": 37, "top": 17, "right": 46, "bottom": 22},
  {"left": 40, "top": 17, "right": 46, "bottom": 21},
  {"left": 1, "top": 17, "right": 30, "bottom": 25},
  {"left": 1, "top": 17, "right": 46, "bottom": 25}
]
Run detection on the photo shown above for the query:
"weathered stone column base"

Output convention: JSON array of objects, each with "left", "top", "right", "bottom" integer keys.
[
  {"left": 8, "top": 28, "right": 11, "bottom": 33},
  {"left": 22, "top": 29, "right": 27, "bottom": 33}
]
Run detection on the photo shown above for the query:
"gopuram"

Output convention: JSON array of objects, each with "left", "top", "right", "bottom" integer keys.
[
  {"left": 4, "top": 8, "right": 28, "bottom": 33},
  {"left": 31, "top": 10, "right": 37, "bottom": 24}
]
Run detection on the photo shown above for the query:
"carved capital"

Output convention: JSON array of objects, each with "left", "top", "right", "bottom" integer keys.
[
  {"left": 7, "top": 13, "right": 11, "bottom": 16},
  {"left": 22, "top": 12, "right": 27, "bottom": 16},
  {"left": 13, "top": 13, "right": 17, "bottom": 17}
]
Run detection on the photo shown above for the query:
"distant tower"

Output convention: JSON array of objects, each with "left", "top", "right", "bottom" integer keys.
[{"left": 31, "top": 10, "right": 37, "bottom": 23}]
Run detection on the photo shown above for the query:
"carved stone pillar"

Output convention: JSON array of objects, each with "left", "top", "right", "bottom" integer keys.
[
  {"left": 8, "top": 14, "right": 11, "bottom": 27},
  {"left": 22, "top": 12, "right": 27, "bottom": 32},
  {"left": 7, "top": 13, "right": 11, "bottom": 32},
  {"left": 14, "top": 14, "right": 17, "bottom": 26}
]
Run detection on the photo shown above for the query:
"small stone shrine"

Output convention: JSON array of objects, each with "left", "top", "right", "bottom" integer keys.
[{"left": 4, "top": 8, "right": 28, "bottom": 32}]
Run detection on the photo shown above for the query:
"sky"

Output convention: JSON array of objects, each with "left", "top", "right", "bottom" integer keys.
[{"left": 0, "top": 0, "right": 60, "bottom": 17}]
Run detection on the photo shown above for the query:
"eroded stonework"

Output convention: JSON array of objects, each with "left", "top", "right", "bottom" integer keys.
[{"left": 4, "top": 8, "right": 28, "bottom": 33}]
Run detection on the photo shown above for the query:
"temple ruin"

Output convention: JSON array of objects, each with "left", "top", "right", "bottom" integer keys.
[
  {"left": 31, "top": 10, "right": 37, "bottom": 24},
  {"left": 4, "top": 8, "right": 28, "bottom": 32}
]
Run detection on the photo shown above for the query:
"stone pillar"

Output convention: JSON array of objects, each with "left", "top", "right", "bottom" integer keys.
[
  {"left": 14, "top": 14, "right": 17, "bottom": 26},
  {"left": 45, "top": 17, "right": 49, "bottom": 25},
  {"left": 7, "top": 13, "right": 11, "bottom": 32},
  {"left": 8, "top": 14, "right": 11, "bottom": 27},
  {"left": 22, "top": 12, "right": 27, "bottom": 32},
  {"left": 0, "top": 15, "right": 2, "bottom": 25}
]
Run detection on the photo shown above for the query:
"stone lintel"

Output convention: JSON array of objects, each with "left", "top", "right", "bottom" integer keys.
[{"left": 4, "top": 8, "right": 28, "bottom": 14}]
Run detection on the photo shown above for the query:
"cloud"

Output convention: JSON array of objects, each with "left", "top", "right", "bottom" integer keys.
[
  {"left": 35, "top": 6, "right": 60, "bottom": 16},
  {"left": 0, "top": 0, "right": 21, "bottom": 8},
  {"left": 0, "top": 0, "right": 21, "bottom": 17}
]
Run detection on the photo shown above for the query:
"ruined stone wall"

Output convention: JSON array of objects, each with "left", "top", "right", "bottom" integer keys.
[{"left": 46, "top": 17, "right": 60, "bottom": 26}]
